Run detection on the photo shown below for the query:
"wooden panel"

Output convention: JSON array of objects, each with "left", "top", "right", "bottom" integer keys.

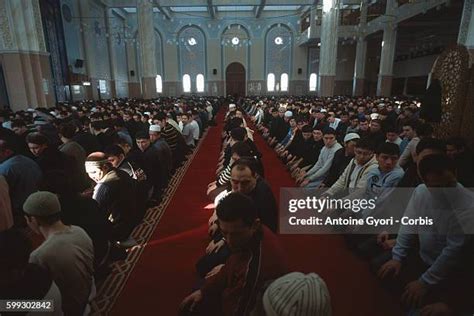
[{"left": 225, "top": 62, "right": 246, "bottom": 97}]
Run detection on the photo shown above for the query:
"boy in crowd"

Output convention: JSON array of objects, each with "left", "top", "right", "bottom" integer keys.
[{"left": 296, "top": 128, "right": 342, "bottom": 188}]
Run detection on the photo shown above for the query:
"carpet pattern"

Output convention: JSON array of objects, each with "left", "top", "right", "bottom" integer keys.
[{"left": 90, "top": 127, "right": 210, "bottom": 315}]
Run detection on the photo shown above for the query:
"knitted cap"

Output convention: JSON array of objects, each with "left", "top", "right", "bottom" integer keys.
[
  {"left": 344, "top": 133, "right": 360, "bottom": 143},
  {"left": 263, "top": 272, "right": 331, "bottom": 316},
  {"left": 149, "top": 124, "right": 161, "bottom": 132},
  {"left": 23, "top": 191, "right": 61, "bottom": 217}
]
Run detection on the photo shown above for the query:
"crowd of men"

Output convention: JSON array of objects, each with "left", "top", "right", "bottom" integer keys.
[
  {"left": 0, "top": 97, "right": 219, "bottom": 315},
  {"left": 180, "top": 101, "right": 331, "bottom": 316},
  {"left": 1, "top": 94, "right": 474, "bottom": 316},
  {"left": 180, "top": 95, "right": 474, "bottom": 316},
  {"left": 247, "top": 96, "right": 473, "bottom": 316}
]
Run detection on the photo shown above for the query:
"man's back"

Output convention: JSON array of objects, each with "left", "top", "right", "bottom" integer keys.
[
  {"left": 29, "top": 225, "right": 94, "bottom": 315},
  {"left": 248, "top": 178, "right": 278, "bottom": 232},
  {"left": 0, "top": 154, "right": 42, "bottom": 213}
]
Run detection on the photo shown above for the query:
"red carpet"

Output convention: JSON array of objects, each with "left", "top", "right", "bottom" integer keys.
[
  {"left": 110, "top": 112, "right": 401, "bottom": 316},
  {"left": 110, "top": 114, "right": 222, "bottom": 315}
]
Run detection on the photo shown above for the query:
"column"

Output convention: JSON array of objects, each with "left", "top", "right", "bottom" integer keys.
[
  {"left": 137, "top": 0, "right": 157, "bottom": 99},
  {"left": 352, "top": 0, "right": 368, "bottom": 96},
  {"left": 376, "top": 0, "right": 397, "bottom": 96},
  {"left": 458, "top": 0, "right": 474, "bottom": 65},
  {"left": 78, "top": 0, "right": 97, "bottom": 100},
  {"left": 403, "top": 77, "right": 408, "bottom": 96},
  {"left": 318, "top": 0, "right": 340, "bottom": 97},
  {"left": 106, "top": 9, "right": 117, "bottom": 98},
  {"left": 0, "top": 0, "right": 55, "bottom": 111},
  {"left": 126, "top": 40, "right": 141, "bottom": 98},
  {"left": 309, "top": 6, "right": 318, "bottom": 38}
]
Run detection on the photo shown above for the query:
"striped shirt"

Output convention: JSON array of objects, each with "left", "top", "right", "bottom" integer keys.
[{"left": 162, "top": 123, "right": 180, "bottom": 152}]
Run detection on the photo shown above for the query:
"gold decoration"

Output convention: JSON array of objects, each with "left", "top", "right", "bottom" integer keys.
[{"left": 432, "top": 45, "right": 470, "bottom": 139}]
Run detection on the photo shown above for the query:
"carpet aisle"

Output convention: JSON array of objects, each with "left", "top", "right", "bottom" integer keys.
[
  {"left": 109, "top": 110, "right": 401, "bottom": 316},
  {"left": 108, "top": 112, "right": 223, "bottom": 315}
]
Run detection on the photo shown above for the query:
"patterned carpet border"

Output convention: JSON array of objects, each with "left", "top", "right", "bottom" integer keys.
[{"left": 90, "top": 128, "right": 210, "bottom": 315}]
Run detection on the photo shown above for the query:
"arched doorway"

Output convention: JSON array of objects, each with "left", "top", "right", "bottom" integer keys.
[{"left": 225, "top": 62, "right": 246, "bottom": 97}]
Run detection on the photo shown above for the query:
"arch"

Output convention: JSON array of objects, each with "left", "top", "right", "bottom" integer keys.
[
  {"left": 220, "top": 24, "right": 251, "bottom": 81},
  {"left": 178, "top": 26, "right": 207, "bottom": 79},
  {"left": 219, "top": 23, "right": 251, "bottom": 39},
  {"left": 226, "top": 62, "right": 246, "bottom": 97},
  {"left": 264, "top": 23, "right": 293, "bottom": 88}
]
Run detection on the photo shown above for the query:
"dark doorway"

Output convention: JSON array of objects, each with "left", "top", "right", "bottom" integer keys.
[{"left": 225, "top": 62, "right": 246, "bottom": 97}]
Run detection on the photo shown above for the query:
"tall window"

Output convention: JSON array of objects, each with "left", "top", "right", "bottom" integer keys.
[
  {"left": 267, "top": 73, "right": 275, "bottom": 92},
  {"left": 156, "top": 75, "right": 163, "bottom": 93},
  {"left": 99, "top": 80, "right": 107, "bottom": 94},
  {"left": 309, "top": 73, "right": 317, "bottom": 91},
  {"left": 196, "top": 74, "right": 204, "bottom": 93},
  {"left": 183, "top": 74, "right": 191, "bottom": 93},
  {"left": 280, "top": 73, "right": 289, "bottom": 92}
]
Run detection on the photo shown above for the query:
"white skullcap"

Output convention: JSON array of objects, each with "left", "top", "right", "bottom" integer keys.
[
  {"left": 284, "top": 111, "right": 293, "bottom": 118},
  {"left": 229, "top": 104, "right": 236, "bottom": 109},
  {"left": 149, "top": 124, "right": 161, "bottom": 132},
  {"left": 263, "top": 272, "right": 331, "bottom": 316},
  {"left": 344, "top": 133, "right": 360, "bottom": 143}
]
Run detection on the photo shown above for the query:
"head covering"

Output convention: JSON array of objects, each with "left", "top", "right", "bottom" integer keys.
[
  {"left": 149, "top": 124, "right": 161, "bottom": 133},
  {"left": 320, "top": 109, "right": 328, "bottom": 113},
  {"left": 23, "top": 191, "right": 61, "bottom": 217},
  {"left": 284, "top": 111, "right": 293, "bottom": 118},
  {"left": 344, "top": 133, "right": 360, "bottom": 143},
  {"left": 263, "top": 272, "right": 331, "bottom": 316},
  {"left": 229, "top": 104, "right": 236, "bottom": 110}
]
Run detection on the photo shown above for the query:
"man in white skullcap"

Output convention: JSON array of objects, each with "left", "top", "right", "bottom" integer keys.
[
  {"left": 24, "top": 191, "right": 94, "bottom": 316},
  {"left": 257, "top": 272, "right": 331, "bottom": 316}
]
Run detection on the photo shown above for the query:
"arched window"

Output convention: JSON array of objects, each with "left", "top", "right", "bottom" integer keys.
[
  {"left": 280, "top": 73, "right": 289, "bottom": 92},
  {"left": 267, "top": 73, "right": 275, "bottom": 92},
  {"left": 183, "top": 74, "right": 191, "bottom": 93},
  {"left": 155, "top": 75, "right": 163, "bottom": 93},
  {"left": 309, "top": 73, "right": 317, "bottom": 91},
  {"left": 196, "top": 74, "right": 205, "bottom": 93}
]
